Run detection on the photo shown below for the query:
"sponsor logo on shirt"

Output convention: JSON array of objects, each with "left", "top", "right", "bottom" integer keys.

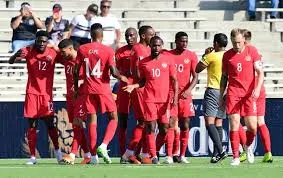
[
  {"left": 161, "top": 63, "right": 167, "bottom": 68},
  {"left": 46, "top": 55, "right": 52, "bottom": 61},
  {"left": 245, "top": 55, "right": 251, "bottom": 61},
  {"left": 184, "top": 58, "right": 190, "bottom": 64},
  {"left": 28, "top": 19, "right": 35, "bottom": 25}
]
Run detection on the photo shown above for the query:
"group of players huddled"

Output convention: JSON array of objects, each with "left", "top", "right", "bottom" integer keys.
[{"left": 8, "top": 23, "right": 273, "bottom": 166}]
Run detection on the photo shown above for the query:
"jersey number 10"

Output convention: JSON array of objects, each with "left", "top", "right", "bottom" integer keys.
[{"left": 84, "top": 58, "right": 103, "bottom": 78}]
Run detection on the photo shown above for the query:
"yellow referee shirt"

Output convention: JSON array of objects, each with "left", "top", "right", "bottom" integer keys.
[{"left": 200, "top": 51, "right": 225, "bottom": 89}]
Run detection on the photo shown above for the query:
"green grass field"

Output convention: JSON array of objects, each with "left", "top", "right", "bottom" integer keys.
[{"left": 0, "top": 157, "right": 282, "bottom": 178}]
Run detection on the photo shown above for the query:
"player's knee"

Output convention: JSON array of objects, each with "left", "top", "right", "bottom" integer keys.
[
  {"left": 43, "top": 117, "right": 56, "bottom": 130},
  {"left": 159, "top": 124, "right": 169, "bottom": 134},
  {"left": 169, "top": 117, "right": 177, "bottom": 128},
  {"left": 257, "top": 116, "right": 265, "bottom": 126},
  {"left": 108, "top": 112, "right": 118, "bottom": 120},
  {"left": 145, "top": 122, "right": 155, "bottom": 133},
  {"left": 28, "top": 119, "right": 38, "bottom": 128},
  {"left": 180, "top": 118, "right": 190, "bottom": 131}
]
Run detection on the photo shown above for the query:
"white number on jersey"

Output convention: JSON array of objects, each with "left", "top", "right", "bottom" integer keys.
[
  {"left": 237, "top": 63, "right": 242, "bottom": 72},
  {"left": 38, "top": 61, "right": 47, "bottom": 71},
  {"left": 84, "top": 58, "right": 103, "bottom": 78},
  {"left": 66, "top": 65, "right": 73, "bottom": 74},
  {"left": 152, "top": 68, "right": 161, "bottom": 77},
  {"left": 175, "top": 64, "right": 184, "bottom": 73}
]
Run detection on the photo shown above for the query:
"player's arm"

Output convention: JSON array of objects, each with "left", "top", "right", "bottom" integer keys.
[
  {"left": 195, "top": 62, "right": 207, "bottom": 73},
  {"left": 219, "top": 72, "right": 228, "bottom": 110},
  {"left": 253, "top": 60, "right": 264, "bottom": 98},
  {"left": 9, "top": 49, "right": 26, "bottom": 64},
  {"left": 110, "top": 65, "right": 128, "bottom": 83},
  {"left": 196, "top": 47, "right": 213, "bottom": 73},
  {"left": 171, "top": 74, "right": 179, "bottom": 106},
  {"left": 123, "top": 78, "right": 145, "bottom": 93},
  {"left": 73, "top": 63, "right": 81, "bottom": 95}
]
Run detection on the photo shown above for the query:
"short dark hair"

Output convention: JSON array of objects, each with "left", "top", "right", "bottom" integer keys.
[
  {"left": 58, "top": 39, "right": 73, "bottom": 49},
  {"left": 214, "top": 33, "right": 228, "bottom": 48},
  {"left": 36, "top": 30, "right": 49, "bottom": 38},
  {"left": 91, "top": 23, "right": 103, "bottom": 31},
  {"left": 175, "top": 31, "right": 188, "bottom": 40},
  {"left": 150, "top": 36, "right": 163, "bottom": 44},
  {"left": 21, "top": 2, "right": 30, "bottom": 7},
  {"left": 87, "top": 4, "right": 98, "bottom": 15},
  {"left": 138, "top": 25, "right": 153, "bottom": 37},
  {"left": 53, "top": 4, "right": 62, "bottom": 10},
  {"left": 241, "top": 29, "right": 252, "bottom": 41}
]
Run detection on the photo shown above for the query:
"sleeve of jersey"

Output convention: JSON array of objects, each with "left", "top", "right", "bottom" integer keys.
[
  {"left": 250, "top": 46, "right": 261, "bottom": 62},
  {"left": 169, "top": 60, "right": 177, "bottom": 77},
  {"left": 17, "top": 47, "right": 29, "bottom": 61},
  {"left": 115, "top": 51, "right": 121, "bottom": 69},
  {"left": 108, "top": 49, "right": 116, "bottom": 67},
  {"left": 191, "top": 53, "right": 198, "bottom": 73},
  {"left": 201, "top": 53, "right": 211, "bottom": 66}
]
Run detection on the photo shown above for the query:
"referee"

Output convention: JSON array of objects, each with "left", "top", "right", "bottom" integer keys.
[{"left": 195, "top": 33, "right": 228, "bottom": 163}]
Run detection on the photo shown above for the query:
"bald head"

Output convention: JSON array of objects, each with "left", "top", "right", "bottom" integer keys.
[
  {"left": 125, "top": 27, "right": 138, "bottom": 47},
  {"left": 91, "top": 23, "right": 103, "bottom": 42}
]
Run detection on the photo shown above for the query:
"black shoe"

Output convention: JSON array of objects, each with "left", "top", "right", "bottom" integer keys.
[
  {"left": 173, "top": 155, "right": 181, "bottom": 163},
  {"left": 210, "top": 156, "right": 218, "bottom": 163},
  {"left": 215, "top": 152, "right": 228, "bottom": 163},
  {"left": 249, "top": 16, "right": 256, "bottom": 21},
  {"left": 156, "top": 152, "right": 160, "bottom": 161},
  {"left": 120, "top": 157, "right": 129, "bottom": 164}
]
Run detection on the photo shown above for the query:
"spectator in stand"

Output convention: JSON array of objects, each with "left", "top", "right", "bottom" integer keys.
[
  {"left": 69, "top": 4, "right": 98, "bottom": 45},
  {"left": 45, "top": 4, "right": 69, "bottom": 49},
  {"left": 10, "top": 2, "right": 43, "bottom": 52},
  {"left": 248, "top": 0, "right": 279, "bottom": 21},
  {"left": 97, "top": 0, "right": 121, "bottom": 49}
]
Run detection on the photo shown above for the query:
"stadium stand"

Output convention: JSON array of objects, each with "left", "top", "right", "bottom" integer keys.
[{"left": 0, "top": 0, "right": 283, "bottom": 101}]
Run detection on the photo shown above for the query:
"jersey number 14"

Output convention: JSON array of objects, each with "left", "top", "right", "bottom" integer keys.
[{"left": 84, "top": 58, "right": 103, "bottom": 78}]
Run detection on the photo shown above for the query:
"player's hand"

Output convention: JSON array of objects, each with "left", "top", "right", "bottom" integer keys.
[
  {"left": 20, "top": 8, "right": 25, "bottom": 16},
  {"left": 180, "top": 89, "right": 191, "bottom": 99},
  {"left": 252, "top": 88, "right": 261, "bottom": 99},
  {"left": 15, "top": 49, "right": 27, "bottom": 58},
  {"left": 123, "top": 85, "right": 135, "bottom": 93},
  {"left": 120, "top": 75, "right": 129, "bottom": 84},
  {"left": 171, "top": 95, "right": 178, "bottom": 106},
  {"left": 205, "top": 47, "right": 214, "bottom": 55}
]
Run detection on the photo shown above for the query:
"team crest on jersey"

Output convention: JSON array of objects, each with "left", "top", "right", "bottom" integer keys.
[
  {"left": 184, "top": 58, "right": 190, "bottom": 64},
  {"left": 46, "top": 55, "right": 52, "bottom": 61},
  {"left": 88, "top": 49, "right": 98, "bottom": 54},
  {"left": 161, "top": 63, "right": 168, "bottom": 68},
  {"left": 245, "top": 55, "right": 251, "bottom": 61}
]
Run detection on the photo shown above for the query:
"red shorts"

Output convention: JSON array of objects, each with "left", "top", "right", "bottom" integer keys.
[
  {"left": 144, "top": 102, "right": 170, "bottom": 124},
  {"left": 117, "top": 87, "right": 131, "bottom": 114},
  {"left": 256, "top": 97, "right": 266, "bottom": 116},
  {"left": 66, "top": 95, "right": 75, "bottom": 123},
  {"left": 226, "top": 95, "right": 257, "bottom": 116},
  {"left": 24, "top": 93, "right": 54, "bottom": 118},
  {"left": 74, "top": 93, "right": 117, "bottom": 121},
  {"left": 130, "top": 88, "right": 145, "bottom": 120},
  {"left": 170, "top": 95, "right": 195, "bottom": 118}
]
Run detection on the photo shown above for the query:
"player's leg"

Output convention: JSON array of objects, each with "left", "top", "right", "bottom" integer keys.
[
  {"left": 42, "top": 116, "right": 62, "bottom": 162},
  {"left": 179, "top": 117, "right": 191, "bottom": 163},
  {"left": 258, "top": 116, "right": 273, "bottom": 162},
  {"left": 118, "top": 113, "right": 128, "bottom": 156},
  {"left": 89, "top": 113, "right": 99, "bottom": 164},
  {"left": 229, "top": 113, "right": 241, "bottom": 165},
  {"left": 26, "top": 119, "right": 38, "bottom": 165},
  {"left": 257, "top": 96, "right": 273, "bottom": 162},
  {"left": 172, "top": 121, "right": 180, "bottom": 162},
  {"left": 165, "top": 116, "right": 177, "bottom": 164},
  {"left": 239, "top": 121, "right": 247, "bottom": 162},
  {"left": 145, "top": 120, "right": 157, "bottom": 164}
]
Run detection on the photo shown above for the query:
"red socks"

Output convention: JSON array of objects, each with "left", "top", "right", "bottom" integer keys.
[
  {"left": 238, "top": 124, "right": 247, "bottom": 146},
  {"left": 230, "top": 131, "right": 240, "bottom": 158},
  {"left": 103, "top": 119, "right": 118, "bottom": 145},
  {"left": 166, "top": 128, "right": 175, "bottom": 157},
  {"left": 128, "top": 125, "right": 144, "bottom": 150},
  {"left": 156, "top": 132, "right": 167, "bottom": 152},
  {"left": 118, "top": 127, "right": 127, "bottom": 155},
  {"left": 180, "top": 130, "right": 189, "bottom": 157},
  {"left": 80, "top": 128, "right": 89, "bottom": 153},
  {"left": 258, "top": 124, "right": 271, "bottom": 153},
  {"left": 89, "top": 123, "right": 97, "bottom": 155},
  {"left": 71, "top": 127, "right": 82, "bottom": 154},
  {"left": 48, "top": 128, "right": 59, "bottom": 150},
  {"left": 146, "top": 132, "right": 156, "bottom": 157},
  {"left": 27, "top": 128, "right": 37, "bottom": 157},
  {"left": 173, "top": 130, "right": 180, "bottom": 155},
  {"left": 246, "top": 130, "right": 256, "bottom": 147}
]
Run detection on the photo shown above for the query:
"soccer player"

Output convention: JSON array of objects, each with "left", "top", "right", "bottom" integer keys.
[
  {"left": 165, "top": 32, "right": 198, "bottom": 164},
  {"left": 238, "top": 29, "right": 273, "bottom": 163},
  {"left": 219, "top": 28, "right": 264, "bottom": 166},
  {"left": 124, "top": 36, "right": 178, "bottom": 164},
  {"left": 196, "top": 33, "right": 229, "bottom": 163},
  {"left": 73, "top": 23, "right": 128, "bottom": 164},
  {"left": 56, "top": 39, "right": 92, "bottom": 165},
  {"left": 9, "top": 30, "right": 62, "bottom": 165},
  {"left": 115, "top": 27, "right": 138, "bottom": 157},
  {"left": 122, "top": 25, "right": 155, "bottom": 164}
]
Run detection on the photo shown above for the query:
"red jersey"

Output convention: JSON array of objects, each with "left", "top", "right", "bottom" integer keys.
[
  {"left": 116, "top": 45, "right": 133, "bottom": 77},
  {"left": 168, "top": 49, "right": 198, "bottom": 93},
  {"left": 130, "top": 43, "right": 151, "bottom": 82},
  {"left": 139, "top": 53, "right": 176, "bottom": 103},
  {"left": 76, "top": 42, "right": 115, "bottom": 95},
  {"left": 20, "top": 47, "right": 57, "bottom": 96},
  {"left": 222, "top": 45, "right": 261, "bottom": 97}
]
